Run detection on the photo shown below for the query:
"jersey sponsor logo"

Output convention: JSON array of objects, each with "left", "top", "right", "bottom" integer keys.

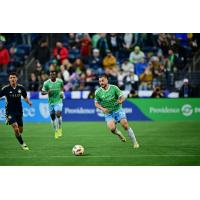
[
  {"left": 181, "top": 104, "right": 193, "bottom": 117},
  {"left": 39, "top": 103, "right": 50, "bottom": 118},
  {"left": 9, "top": 91, "right": 12, "bottom": 93},
  {"left": 18, "top": 89, "right": 21, "bottom": 93}
]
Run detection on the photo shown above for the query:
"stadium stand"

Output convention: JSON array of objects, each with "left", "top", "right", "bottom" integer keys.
[{"left": 0, "top": 33, "right": 200, "bottom": 97}]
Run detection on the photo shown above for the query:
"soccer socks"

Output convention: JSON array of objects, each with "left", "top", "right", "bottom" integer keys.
[
  {"left": 16, "top": 135, "right": 24, "bottom": 145},
  {"left": 126, "top": 127, "right": 137, "bottom": 144},
  {"left": 114, "top": 128, "right": 122, "bottom": 136},
  {"left": 51, "top": 120, "right": 57, "bottom": 131},
  {"left": 111, "top": 128, "right": 126, "bottom": 142},
  {"left": 57, "top": 116, "right": 62, "bottom": 129}
]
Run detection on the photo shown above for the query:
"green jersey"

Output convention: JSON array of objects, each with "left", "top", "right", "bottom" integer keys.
[
  {"left": 95, "top": 84, "right": 124, "bottom": 112},
  {"left": 42, "top": 78, "right": 63, "bottom": 105}
]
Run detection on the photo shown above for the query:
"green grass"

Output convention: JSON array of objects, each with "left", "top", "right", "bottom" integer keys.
[{"left": 0, "top": 121, "right": 200, "bottom": 166}]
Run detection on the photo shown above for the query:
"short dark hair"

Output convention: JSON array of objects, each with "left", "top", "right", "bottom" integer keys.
[
  {"left": 98, "top": 74, "right": 108, "bottom": 79},
  {"left": 8, "top": 72, "right": 18, "bottom": 77}
]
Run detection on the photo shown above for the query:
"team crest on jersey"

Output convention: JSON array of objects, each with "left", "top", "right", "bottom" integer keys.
[
  {"left": 18, "top": 89, "right": 21, "bottom": 93},
  {"left": 8, "top": 115, "right": 12, "bottom": 119}
]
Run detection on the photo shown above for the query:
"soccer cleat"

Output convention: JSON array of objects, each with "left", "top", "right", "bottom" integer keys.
[
  {"left": 54, "top": 130, "right": 59, "bottom": 139},
  {"left": 57, "top": 128, "right": 63, "bottom": 137},
  {"left": 21, "top": 143, "right": 29, "bottom": 151},
  {"left": 118, "top": 134, "right": 127, "bottom": 142},
  {"left": 133, "top": 142, "right": 139, "bottom": 149}
]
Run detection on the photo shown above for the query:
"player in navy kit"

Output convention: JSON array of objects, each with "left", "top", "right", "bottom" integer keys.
[{"left": 0, "top": 72, "right": 32, "bottom": 150}]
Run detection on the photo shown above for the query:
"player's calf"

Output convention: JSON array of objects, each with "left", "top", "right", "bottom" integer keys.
[
  {"left": 12, "top": 123, "right": 29, "bottom": 150},
  {"left": 120, "top": 119, "right": 139, "bottom": 148},
  {"left": 12, "top": 123, "right": 20, "bottom": 136},
  {"left": 19, "top": 126, "right": 23, "bottom": 134}
]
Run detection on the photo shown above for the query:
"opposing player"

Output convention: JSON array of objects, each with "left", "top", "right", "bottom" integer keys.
[
  {"left": 41, "top": 66, "right": 64, "bottom": 139},
  {"left": 95, "top": 74, "right": 139, "bottom": 148},
  {"left": 0, "top": 72, "right": 32, "bottom": 150}
]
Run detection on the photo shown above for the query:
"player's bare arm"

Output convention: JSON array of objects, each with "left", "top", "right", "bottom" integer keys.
[
  {"left": 41, "top": 90, "right": 48, "bottom": 95},
  {"left": 117, "top": 95, "right": 126, "bottom": 104},
  {"left": 95, "top": 101, "right": 110, "bottom": 113},
  {"left": 60, "top": 86, "right": 64, "bottom": 99},
  {"left": 24, "top": 96, "right": 32, "bottom": 106}
]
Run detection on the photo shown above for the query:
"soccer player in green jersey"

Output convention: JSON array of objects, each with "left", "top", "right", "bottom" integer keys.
[
  {"left": 41, "top": 66, "right": 64, "bottom": 139},
  {"left": 95, "top": 74, "right": 139, "bottom": 148}
]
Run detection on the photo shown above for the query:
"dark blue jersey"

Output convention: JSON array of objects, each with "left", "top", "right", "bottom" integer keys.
[{"left": 0, "top": 84, "right": 27, "bottom": 115}]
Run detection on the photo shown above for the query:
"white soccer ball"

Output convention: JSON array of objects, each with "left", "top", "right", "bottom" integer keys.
[{"left": 72, "top": 145, "right": 84, "bottom": 156}]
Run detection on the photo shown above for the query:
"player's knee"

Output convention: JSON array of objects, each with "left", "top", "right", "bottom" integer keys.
[
  {"left": 110, "top": 127, "right": 116, "bottom": 133},
  {"left": 56, "top": 112, "right": 61, "bottom": 118},
  {"left": 50, "top": 114, "right": 56, "bottom": 121},
  {"left": 13, "top": 125, "right": 20, "bottom": 135},
  {"left": 122, "top": 122, "right": 129, "bottom": 130}
]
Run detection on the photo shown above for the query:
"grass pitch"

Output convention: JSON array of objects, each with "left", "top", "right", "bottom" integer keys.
[{"left": 0, "top": 121, "right": 200, "bottom": 166}]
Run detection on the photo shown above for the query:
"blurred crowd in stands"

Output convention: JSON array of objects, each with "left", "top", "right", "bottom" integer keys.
[{"left": 1, "top": 33, "right": 200, "bottom": 97}]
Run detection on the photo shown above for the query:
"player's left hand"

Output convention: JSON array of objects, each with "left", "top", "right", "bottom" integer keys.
[
  {"left": 117, "top": 99, "right": 123, "bottom": 104},
  {"left": 60, "top": 92, "right": 64, "bottom": 99}
]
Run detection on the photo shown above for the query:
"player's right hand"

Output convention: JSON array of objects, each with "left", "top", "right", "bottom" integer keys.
[{"left": 102, "top": 108, "right": 110, "bottom": 113}]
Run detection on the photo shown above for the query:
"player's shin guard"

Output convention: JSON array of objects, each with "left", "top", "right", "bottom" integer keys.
[
  {"left": 51, "top": 120, "right": 57, "bottom": 131},
  {"left": 126, "top": 127, "right": 137, "bottom": 144},
  {"left": 16, "top": 135, "right": 24, "bottom": 145},
  {"left": 57, "top": 116, "right": 62, "bottom": 129}
]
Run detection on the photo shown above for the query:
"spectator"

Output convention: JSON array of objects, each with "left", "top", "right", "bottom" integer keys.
[
  {"left": 103, "top": 50, "right": 117, "bottom": 73},
  {"left": 0, "top": 34, "right": 6, "bottom": 42},
  {"left": 53, "top": 42, "right": 69, "bottom": 65},
  {"left": 134, "top": 57, "right": 148, "bottom": 76},
  {"left": 68, "top": 33, "right": 79, "bottom": 49},
  {"left": 21, "top": 33, "right": 32, "bottom": 47},
  {"left": 165, "top": 49, "right": 179, "bottom": 88},
  {"left": 40, "top": 71, "right": 48, "bottom": 88},
  {"left": 117, "top": 70, "right": 125, "bottom": 90},
  {"left": 121, "top": 58, "right": 134, "bottom": 76},
  {"left": 92, "top": 34, "right": 100, "bottom": 48},
  {"left": 122, "top": 33, "right": 135, "bottom": 50},
  {"left": 34, "top": 39, "right": 50, "bottom": 66},
  {"left": 107, "top": 33, "right": 122, "bottom": 58},
  {"left": 97, "top": 33, "right": 109, "bottom": 58},
  {"left": 157, "top": 33, "right": 170, "bottom": 56},
  {"left": 80, "top": 33, "right": 91, "bottom": 64},
  {"left": 90, "top": 48, "right": 103, "bottom": 74},
  {"left": 151, "top": 86, "right": 164, "bottom": 98},
  {"left": 73, "top": 58, "right": 85, "bottom": 75},
  {"left": 60, "top": 63, "right": 70, "bottom": 83},
  {"left": 34, "top": 61, "right": 44, "bottom": 80},
  {"left": 28, "top": 73, "right": 39, "bottom": 91},
  {"left": 150, "top": 56, "right": 164, "bottom": 88},
  {"left": 129, "top": 46, "right": 145, "bottom": 64},
  {"left": 125, "top": 71, "right": 139, "bottom": 91},
  {"left": 179, "top": 78, "right": 194, "bottom": 98},
  {"left": 85, "top": 68, "right": 96, "bottom": 90},
  {"left": 0, "top": 41, "right": 10, "bottom": 73},
  {"left": 128, "top": 87, "right": 138, "bottom": 98},
  {"left": 139, "top": 65, "right": 153, "bottom": 90},
  {"left": 121, "top": 33, "right": 136, "bottom": 58}
]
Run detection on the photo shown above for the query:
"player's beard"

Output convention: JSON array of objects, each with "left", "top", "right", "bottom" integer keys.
[{"left": 101, "top": 83, "right": 108, "bottom": 89}]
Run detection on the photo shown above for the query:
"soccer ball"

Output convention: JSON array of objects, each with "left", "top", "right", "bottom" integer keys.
[{"left": 72, "top": 145, "right": 84, "bottom": 156}]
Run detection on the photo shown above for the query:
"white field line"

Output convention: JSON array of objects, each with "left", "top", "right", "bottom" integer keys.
[{"left": 0, "top": 155, "right": 200, "bottom": 159}]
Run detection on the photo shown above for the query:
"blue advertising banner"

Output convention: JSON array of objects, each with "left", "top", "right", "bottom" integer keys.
[
  {"left": 62, "top": 100, "right": 150, "bottom": 121},
  {"left": 0, "top": 99, "right": 51, "bottom": 123},
  {"left": 0, "top": 99, "right": 150, "bottom": 123}
]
